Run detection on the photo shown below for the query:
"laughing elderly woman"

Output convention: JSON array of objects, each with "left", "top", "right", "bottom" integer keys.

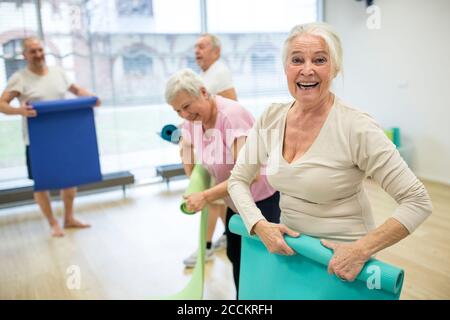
[
  {"left": 165, "top": 69, "right": 280, "bottom": 295},
  {"left": 228, "top": 22, "right": 432, "bottom": 282}
]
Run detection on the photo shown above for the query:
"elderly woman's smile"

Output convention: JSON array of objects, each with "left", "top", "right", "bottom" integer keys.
[{"left": 296, "top": 81, "right": 319, "bottom": 90}]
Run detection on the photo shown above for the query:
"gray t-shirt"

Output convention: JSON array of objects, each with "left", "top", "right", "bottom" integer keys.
[{"left": 5, "top": 66, "right": 72, "bottom": 145}]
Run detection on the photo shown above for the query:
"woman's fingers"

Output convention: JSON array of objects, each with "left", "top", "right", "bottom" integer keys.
[
  {"left": 277, "top": 225, "right": 299, "bottom": 255},
  {"left": 273, "top": 229, "right": 295, "bottom": 256},
  {"left": 327, "top": 258, "right": 335, "bottom": 275},
  {"left": 281, "top": 242, "right": 295, "bottom": 255},
  {"left": 255, "top": 222, "right": 300, "bottom": 256},
  {"left": 321, "top": 239, "right": 338, "bottom": 251},
  {"left": 279, "top": 224, "right": 300, "bottom": 238}
]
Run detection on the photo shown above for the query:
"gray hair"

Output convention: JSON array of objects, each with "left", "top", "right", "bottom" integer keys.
[
  {"left": 22, "top": 36, "right": 42, "bottom": 52},
  {"left": 200, "top": 33, "right": 221, "bottom": 50},
  {"left": 165, "top": 68, "right": 207, "bottom": 104},
  {"left": 282, "top": 22, "right": 343, "bottom": 76}
]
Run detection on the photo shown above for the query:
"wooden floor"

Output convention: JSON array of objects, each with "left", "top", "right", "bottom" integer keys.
[{"left": 0, "top": 178, "right": 449, "bottom": 300}]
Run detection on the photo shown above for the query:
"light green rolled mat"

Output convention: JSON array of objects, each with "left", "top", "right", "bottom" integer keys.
[
  {"left": 180, "top": 165, "right": 211, "bottom": 215},
  {"left": 162, "top": 165, "right": 210, "bottom": 300},
  {"left": 384, "top": 128, "right": 394, "bottom": 143},
  {"left": 229, "top": 214, "right": 404, "bottom": 300}
]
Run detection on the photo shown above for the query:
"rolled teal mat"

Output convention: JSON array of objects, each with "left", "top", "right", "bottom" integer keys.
[
  {"left": 229, "top": 215, "right": 404, "bottom": 300},
  {"left": 392, "top": 127, "right": 401, "bottom": 148},
  {"left": 160, "top": 165, "right": 210, "bottom": 300},
  {"left": 160, "top": 124, "right": 181, "bottom": 144}
]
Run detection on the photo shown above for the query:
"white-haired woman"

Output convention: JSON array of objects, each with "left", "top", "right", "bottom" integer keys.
[
  {"left": 165, "top": 69, "right": 280, "bottom": 296},
  {"left": 228, "top": 23, "right": 432, "bottom": 282}
]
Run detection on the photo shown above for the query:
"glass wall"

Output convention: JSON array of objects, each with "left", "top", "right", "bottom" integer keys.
[{"left": 0, "top": 0, "right": 321, "bottom": 185}]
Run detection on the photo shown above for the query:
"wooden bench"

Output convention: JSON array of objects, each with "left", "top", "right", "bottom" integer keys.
[{"left": 0, "top": 171, "right": 135, "bottom": 208}]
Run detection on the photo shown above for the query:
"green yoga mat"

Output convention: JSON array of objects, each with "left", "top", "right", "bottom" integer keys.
[
  {"left": 180, "top": 165, "right": 211, "bottom": 215},
  {"left": 162, "top": 165, "right": 210, "bottom": 300},
  {"left": 229, "top": 215, "right": 404, "bottom": 300}
]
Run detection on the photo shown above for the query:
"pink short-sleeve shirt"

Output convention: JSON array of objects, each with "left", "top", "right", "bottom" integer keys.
[{"left": 181, "top": 95, "right": 275, "bottom": 212}]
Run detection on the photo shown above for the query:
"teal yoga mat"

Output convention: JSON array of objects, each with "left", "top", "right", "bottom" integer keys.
[
  {"left": 159, "top": 124, "right": 181, "bottom": 144},
  {"left": 229, "top": 214, "right": 404, "bottom": 300},
  {"left": 161, "top": 165, "right": 210, "bottom": 300}
]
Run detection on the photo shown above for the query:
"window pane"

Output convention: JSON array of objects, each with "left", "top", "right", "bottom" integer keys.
[
  {"left": 37, "top": 0, "right": 200, "bottom": 181},
  {"left": 85, "top": 0, "right": 200, "bottom": 34},
  {"left": 0, "top": 0, "right": 39, "bottom": 183},
  {"left": 207, "top": 0, "right": 318, "bottom": 33}
]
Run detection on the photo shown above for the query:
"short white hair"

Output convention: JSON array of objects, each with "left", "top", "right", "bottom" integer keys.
[
  {"left": 165, "top": 68, "right": 206, "bottom": 104},
  {"left": 200, "top": 33, "right": 221, "bottom": 50},
  {"left": 282, "top": 22, "right": 343, "bottom": 76}
]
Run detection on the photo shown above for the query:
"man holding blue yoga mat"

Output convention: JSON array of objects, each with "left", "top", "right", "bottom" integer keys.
[
  {"left": 0, "top": 37, "right": 100, "bottom": 237},
  {"left": 228, "top": 22, "right": 432, "bottom": 287}
]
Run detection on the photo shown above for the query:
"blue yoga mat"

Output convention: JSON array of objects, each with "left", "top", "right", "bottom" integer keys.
[
  {"left": 229, "top": 215, "right": 404, "bottom": 300},
  {"left": 28, "top": 97, "right": 102, "bottom": 191}
]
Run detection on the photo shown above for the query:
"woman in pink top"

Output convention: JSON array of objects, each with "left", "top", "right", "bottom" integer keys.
[{"left": 165, "top": 69, "right": 280, "bottom": 297}]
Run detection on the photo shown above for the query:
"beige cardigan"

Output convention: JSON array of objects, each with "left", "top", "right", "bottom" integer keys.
[{"left": 228, "top": 96, "right": 432, "bottom": 242}]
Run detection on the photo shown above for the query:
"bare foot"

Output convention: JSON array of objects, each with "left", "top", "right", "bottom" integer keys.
[
  {"left": 51, "top": 223, "right": 65, "bottom": 237},
  {"left": 64, "top": 218, "right": 91, "bottom": 229}
]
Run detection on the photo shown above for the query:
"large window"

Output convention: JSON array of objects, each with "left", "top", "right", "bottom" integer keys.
[
  {"left": 207, "top": 0, "right": 319, "bottom": 33},
  {"left": 117, "top": 0, "right": 153, "bottom": 17},
  {"left": 0, "top": 0, "right": 321, "bottom": 185}
]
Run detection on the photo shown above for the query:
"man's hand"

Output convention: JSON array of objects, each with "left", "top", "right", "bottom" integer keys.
[{"left": 19, "top": 102, "right": 37, "bottom": 117}]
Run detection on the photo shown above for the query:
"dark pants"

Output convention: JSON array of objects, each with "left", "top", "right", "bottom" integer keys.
[{"left": 225, "top": 191, "right": 280, "bottom": 299}]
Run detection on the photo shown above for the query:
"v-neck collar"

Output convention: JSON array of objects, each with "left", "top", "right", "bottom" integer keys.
[{"left": 280, "top": 95, "right": 336, "bottom": 165}]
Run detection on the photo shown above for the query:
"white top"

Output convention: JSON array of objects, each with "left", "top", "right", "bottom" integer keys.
[
  {"left": 200, "top": 59, "right": 234, "bottom": 94},
  {"left": 5, "top": 66, "right": 72, "bottom": 145},
  {"left": 228, "top": 97, "right": 432, "bottom": 242}
]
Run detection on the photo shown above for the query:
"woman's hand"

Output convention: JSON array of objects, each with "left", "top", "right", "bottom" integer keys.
[
  {"left": 321, "top": 239, "right": 370, "bottom": 282},
  {"left": 253, "top": 220, "right": 300, "bottom": 255},
  {"left": 183, "top": 192, "right": 207, "bottom": 212}
]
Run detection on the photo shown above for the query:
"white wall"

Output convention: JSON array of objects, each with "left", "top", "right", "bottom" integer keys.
[{"left": 325, "top": 0, "right": 450, "bottom": 185}]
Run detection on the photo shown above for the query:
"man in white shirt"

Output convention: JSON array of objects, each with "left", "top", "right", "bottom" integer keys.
[
  {"left": 0, "top": 37, "right": 100, "bottom": 237},
  {"left": 183, "top": 33, "right": 237, "bottom": 267},
  {"left": 195, "top": 33, "right": 237, "bottom": 100}
]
